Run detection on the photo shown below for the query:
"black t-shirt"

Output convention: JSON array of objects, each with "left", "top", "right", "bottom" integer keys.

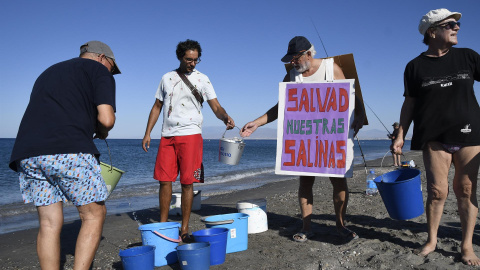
[
  {"left": 404, "top": 47, "right": 480, "bottom": 150},
  {"left": 9, "top": 57, "right": 116, "bottom": 171}
]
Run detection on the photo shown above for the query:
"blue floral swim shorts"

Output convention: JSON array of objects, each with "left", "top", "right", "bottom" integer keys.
[{"left": 17, "top": 153, "right": 108, "bottom": 206}]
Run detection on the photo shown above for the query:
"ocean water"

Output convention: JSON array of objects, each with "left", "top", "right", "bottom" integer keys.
[{"left": 0, "top": 138, "right": 410, "bottom": 234}]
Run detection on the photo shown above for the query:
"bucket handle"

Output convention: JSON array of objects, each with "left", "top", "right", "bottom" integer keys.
[
  {"left": 200, "top": 216, "right": 234, "bottom": 225},
  {"left": 221, "top": 126, "right": 243, "bottom": 140},
  {"left": 104, "top": 139, "right": 113, "bottom": 172},
  {"left": 153, "top": 231, "right": 181, "bottom": 243}
]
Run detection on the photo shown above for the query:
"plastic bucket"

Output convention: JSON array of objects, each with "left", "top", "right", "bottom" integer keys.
[
  {"left": 119, "top": 245, "right": 155, "bottom": 270},
  {"left": 100, "top": 162, "right": 125, "bottom": 198},
  {"left": 236, "top": 199, "right": 268, "bottom": 234},
  {"left": 138, "top": 222, "right": 181, "bottom": 267},
  {"left": 202, "top": 213, "right": 248, "bottom": 253},
  {"left": 176, "top": 242, "right": 210, "bottom": 270},
  {"left": 169, "top": 190, "right": 202, "bottom": 216},
  {"left": 218, "top": 128, "right": 245, "bottom": 165},
  {"left": 192, "top": 228, "right": 228, "bottom": 265},
  {"left": 374, "top": 168, "right": 424, "bottom": 220}
]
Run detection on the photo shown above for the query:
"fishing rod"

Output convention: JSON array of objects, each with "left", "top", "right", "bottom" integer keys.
[
  {"left": 364, "top": 101, "right": 392, "bottom": 137},
  {"left": 309, "top": 17, "right": 329, "bottom": 57},
  {"left": 364, "top": 101, "right": 408, "bottom": 160},
  {"left": 355, "top": 136, "right": 368, "bottom": 174}
]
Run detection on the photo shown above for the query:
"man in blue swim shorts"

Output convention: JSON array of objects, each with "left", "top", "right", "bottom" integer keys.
[{"left": 9, "top": 41, "right": 120, "bottom": 269}]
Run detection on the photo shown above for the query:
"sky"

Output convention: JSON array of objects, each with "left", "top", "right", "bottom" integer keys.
[{"left": 1, "top": 0, "right": 479, "bottom": 139}]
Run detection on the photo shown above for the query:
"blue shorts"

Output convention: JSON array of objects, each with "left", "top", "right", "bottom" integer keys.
[{"left": 17, "top": 153, "right": 108, "bottom": 206}]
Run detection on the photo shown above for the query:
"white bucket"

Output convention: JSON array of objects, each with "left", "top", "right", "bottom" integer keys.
[
  {"left": 236, "top": 198, "right": 268, "bottom": 234},
  {"left": 218, "top": 128, "right": 245, "bottom": 165},
  {"left": 169, "top": 190, "right": 201, "bottom": 216}
]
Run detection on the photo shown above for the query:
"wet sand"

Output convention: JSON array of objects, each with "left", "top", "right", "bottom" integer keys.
[{"left": 1, "top": 150, "right": 479, "bottom": 269}]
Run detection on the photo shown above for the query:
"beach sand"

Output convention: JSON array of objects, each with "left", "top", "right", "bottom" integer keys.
[{"left": 1, "top": 150, "right": 479, "bottom": 269}]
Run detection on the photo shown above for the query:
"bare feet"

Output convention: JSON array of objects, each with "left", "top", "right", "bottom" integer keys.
[
  {"left": 461, "top": 249, "right": 480, "bottom": 266},
  {"left": 413, "top": 242, "right": 436, "bottom": 257}
]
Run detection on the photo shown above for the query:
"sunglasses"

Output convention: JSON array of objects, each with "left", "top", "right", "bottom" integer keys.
[
  {"left": 434, "top": 21, "right": 461, "bottom": 30},
  {"left": 291, "top": 50, "right": 307, "bottom": 63},
  {"left": 105, "top": 57, "right": 115, "bottom": 74}
]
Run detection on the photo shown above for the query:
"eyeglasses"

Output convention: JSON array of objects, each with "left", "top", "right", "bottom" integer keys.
[
  {"left": 184, "top": 57, "right": 201, "bottom": 64},
  {"left": 434, "top": 21, "right": 461, "bottom": 30},
  {"left": 99, "top": 54, "right": 115, "bottom": 74},
  {"left": 291, "top": 51, "right": 307, "bottom": 63},
  {"left": 105, "top": 57, "right": 115, "bottom": 73}
]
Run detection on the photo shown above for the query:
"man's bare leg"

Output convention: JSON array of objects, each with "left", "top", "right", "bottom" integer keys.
[
  {"left": 159, "top": 182, "right": 172, "bottom": 222},
  {"left": 180, "top": 184, "right": 193, "bottom": 240},
  {"left": 298, "top": 176, "right": 315, "bottom": 232},
  {"left": 73, "top": 201, "right": 106, "bottom": 270},
  {"left": 37, "top": 202, "right": 64, "bottom": 269}
]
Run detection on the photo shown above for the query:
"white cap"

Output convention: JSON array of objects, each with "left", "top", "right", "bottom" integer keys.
[{"left": 418, "top": 8, "right": 461, "bottom": 35}]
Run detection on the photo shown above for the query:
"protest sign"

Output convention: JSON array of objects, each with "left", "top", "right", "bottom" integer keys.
[{"left": 275, "top": 80, "right": 355, "bottom": 178}]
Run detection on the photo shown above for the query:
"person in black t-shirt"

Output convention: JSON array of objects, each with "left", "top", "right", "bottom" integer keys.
[
  {"left": 391, "top": 9, "right": 480, "bottom": 266},
  {"left": 9, "top": 41, "right": 120, "bottom": 269}
]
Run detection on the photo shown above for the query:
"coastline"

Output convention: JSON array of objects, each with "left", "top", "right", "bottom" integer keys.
[{"left": 2, "top": 150, "right": 478, "bottom": 269}]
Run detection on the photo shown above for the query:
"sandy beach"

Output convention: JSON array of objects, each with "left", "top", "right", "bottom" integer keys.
[{"left": 1, "top": 150, "right": 479, "bottom": 269}]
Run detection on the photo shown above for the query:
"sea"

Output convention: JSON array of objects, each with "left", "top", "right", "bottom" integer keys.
[{"left": 0, "top": 138, "right": 410, "bottom": 234}]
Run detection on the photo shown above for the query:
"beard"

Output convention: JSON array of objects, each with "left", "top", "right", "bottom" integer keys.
[{"left": 294, "top": 60, "right": 311, "bottom": 73}]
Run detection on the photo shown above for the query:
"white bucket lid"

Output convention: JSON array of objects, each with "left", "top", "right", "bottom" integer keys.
[{"left": 236, "top": 198, "right": 267, "bottom": 209}]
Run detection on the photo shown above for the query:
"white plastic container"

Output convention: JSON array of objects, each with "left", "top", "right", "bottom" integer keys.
[
  {"left": 236, "top": 198, "right": 268, "bottom": 233},
  {"left": 218, "top": 128, "right": 246, "bottom": 165},
  {"left": 169, "top": 190, "right": 201, "bottom": 216}
]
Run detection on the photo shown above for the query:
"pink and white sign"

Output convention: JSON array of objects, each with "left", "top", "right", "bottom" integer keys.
[{"left": 275, "top": 80, "right": 355, "bottom": 178}]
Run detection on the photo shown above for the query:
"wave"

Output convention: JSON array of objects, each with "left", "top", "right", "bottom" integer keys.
[{"left": 204, "top": 167, "right": 275, "bottom": 185}]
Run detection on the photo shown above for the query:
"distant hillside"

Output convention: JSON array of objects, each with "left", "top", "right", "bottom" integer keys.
[
  {"left": 202, "top": 126, "right": 411, "bottom": 140},
  {"left": 202, "top": 126, "right": 277, "bottom": 139}
]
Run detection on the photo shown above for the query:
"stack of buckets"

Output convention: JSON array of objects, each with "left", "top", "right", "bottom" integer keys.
[
  {"left": 118, "top": 200, "right": 267, "bottom": 269},
  {"left": 119, "top": 222, "right": 182, "bottom": 269},
  {"left": 175, "top": 212, "right": 250, "bottom": 269}
]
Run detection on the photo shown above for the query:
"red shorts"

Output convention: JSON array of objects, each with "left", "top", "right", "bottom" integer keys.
[{"left": 154, "top": 134, "right": 204, "bottom": 184}]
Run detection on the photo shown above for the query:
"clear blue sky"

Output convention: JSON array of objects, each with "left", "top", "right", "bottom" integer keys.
[{"left": 1, "top": 0, "right": 479, "bottom": 139}]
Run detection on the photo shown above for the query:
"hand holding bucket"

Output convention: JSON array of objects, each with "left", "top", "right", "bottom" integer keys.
[{"left": 218, "top": 127, "right": 245, "bottom": 165}]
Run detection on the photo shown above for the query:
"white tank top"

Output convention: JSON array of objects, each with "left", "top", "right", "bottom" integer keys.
[{"left": 289, "top": 58, "right": 334, "bottom": 82}]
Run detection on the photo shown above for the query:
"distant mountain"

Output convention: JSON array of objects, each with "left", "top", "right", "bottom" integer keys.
[
  {"left": 356, "top": 128, "right": 391, "bottom": 140},
  {"left": 202, "top": 126, "right": 411, "bottom": 140},
  {"left": 202, "top": 126, "right": 277, "bottom": 139}
]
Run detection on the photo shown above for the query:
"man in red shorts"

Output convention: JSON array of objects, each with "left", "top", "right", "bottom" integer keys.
[{"left": 142, "top": 39, "right": 235, "bottom": 242}]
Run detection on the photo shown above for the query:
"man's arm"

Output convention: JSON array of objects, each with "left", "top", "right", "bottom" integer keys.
[
  {"left": 207, "top": 98, "right": 235, "bottom": 129},
  {"left": 95, "top": 104, "right": 115, "bottom": 139},
  {"left": 142, "top": 99, "right": 163, "bottom": 152}
]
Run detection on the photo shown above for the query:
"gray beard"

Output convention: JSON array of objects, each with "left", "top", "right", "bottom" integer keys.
[{"left": 295, "top": 60, "right": 311, "bottom": 73}]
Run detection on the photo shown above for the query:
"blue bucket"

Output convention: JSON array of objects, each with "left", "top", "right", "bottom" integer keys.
[
  {"left": 119, "top": 245, "right": 155, "bottom": 270},
  {"left": 374, "top": 168, "right": 424, "bottom": 220},
  {"left": 192, "top": 228, "right": 228, "bottom": 265},
  {"left": 202, "top": 213, "right": 248, "bottom": 253},
  {"left": 138, "top": 222, "right": 181, "bottom": 267},
  {"left": 176, "top": 242, "right": 210, "bottom": 270}
]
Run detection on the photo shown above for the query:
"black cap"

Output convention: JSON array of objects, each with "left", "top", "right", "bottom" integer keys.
[
  {"left": 393, "top": 122, "right": 399, "bottom": 127},
  {"left": 281, "top": 36, "right": 311, "bottom": 63}
]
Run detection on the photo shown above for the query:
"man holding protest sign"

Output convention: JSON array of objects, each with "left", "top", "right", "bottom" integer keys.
[{"left": 241, "top": 36, "right": 365, "bottom": 242}]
